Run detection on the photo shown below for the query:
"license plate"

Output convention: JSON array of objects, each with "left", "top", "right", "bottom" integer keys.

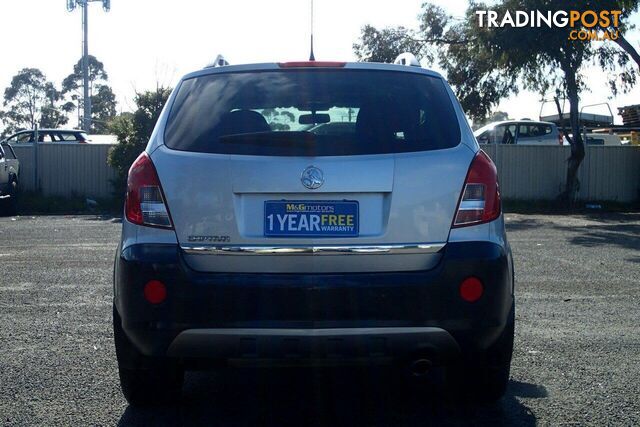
[{"left": 264, "top": 200, "right": 359, "bottom": 237}]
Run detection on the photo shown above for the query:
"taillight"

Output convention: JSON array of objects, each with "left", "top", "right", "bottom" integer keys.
[
  {"left": 453, "top": 151, "right": 501, "bottom": 228},
  {"left": 558, "top": 132, "right": 564, "bottom": 145},
  {"left": 125, "top": 152, "right": 173, "bottom": 229}
]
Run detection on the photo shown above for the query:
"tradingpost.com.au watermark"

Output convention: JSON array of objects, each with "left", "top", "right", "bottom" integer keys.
[{"left": 476, "top": 9, "right": 622, "bottom": 41}]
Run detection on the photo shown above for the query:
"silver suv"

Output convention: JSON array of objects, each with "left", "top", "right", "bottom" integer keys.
[{"left": 113, "top": 60, "right": 515, "bottom": 406}]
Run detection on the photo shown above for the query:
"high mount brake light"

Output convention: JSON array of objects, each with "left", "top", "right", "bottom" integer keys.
[
  {"left": 125, "top": 152, "right": 173, "bottom": 229},
  {"left": 278, "top": 61, "right": 346, "bottom": 68},
  {"left": 453, "top": 151, "right": 501, "bottom": 228}
]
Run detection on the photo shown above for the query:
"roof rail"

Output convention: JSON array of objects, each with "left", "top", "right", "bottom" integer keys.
[
  {"left": 205, "top": 54, "right": 229, "bottom": 69},
  {"left": 394, "top": 53, "right": 420, "bottom": 67}
]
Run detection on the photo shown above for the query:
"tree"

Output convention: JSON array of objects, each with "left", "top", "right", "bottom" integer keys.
[
  {"left": 353, "top": 25, "right": 426, "bottom": 64},
  {"left": 91, "top": 84, "right": 117, "bottom": 133},
  {"left": 39, "top": 82, "right": 75, "bottom": 129},
  {"left": 107, "top": 86, "right": 172, "bottom": 197},
  {"left": 462, "top": 1, "right": 639, "bottom": 200},
  {"left": 62, "top": 55, "right": 117, "bottom": 133},
  {"left": 1, "top": 68, "right": 73, "bottom": 134},
  {"left": 490, "top": 111, "right": 510, "bottom": 122},
  {"left": 354, "top": 1, "right": 639, "bottom": 201},
  {"left": 613, "top": 35, "right": 640, "bottom": 69},
  {"left": 353, "top": 6, "right": 516, "bottom": 122},
  {"left": 602, "top": 1, "right": 640, "bottom": 70},
  {"left": 474, "top": 111, "right": 511, "bottom": 129},
  {"left": 262, "top": 108, "right": 294, "bottom": 131}
]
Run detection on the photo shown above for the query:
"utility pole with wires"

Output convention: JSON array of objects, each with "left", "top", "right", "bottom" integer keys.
[{"left": 66, "top": 0, "right": 111, "bottom": 132}]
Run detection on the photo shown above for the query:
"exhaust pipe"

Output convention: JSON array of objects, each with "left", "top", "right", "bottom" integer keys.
[{"left": 410, "top": 359, "right": 433, "bottom": 377}]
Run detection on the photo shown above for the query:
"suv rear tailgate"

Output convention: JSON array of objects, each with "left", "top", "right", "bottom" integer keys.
[{"left": 151, "top": 143, "right": 472, "bottom": 273}]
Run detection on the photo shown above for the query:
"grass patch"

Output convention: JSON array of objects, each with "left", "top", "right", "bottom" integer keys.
[{"left": 13, "top": 191, "right": 122, "bottom": 215}]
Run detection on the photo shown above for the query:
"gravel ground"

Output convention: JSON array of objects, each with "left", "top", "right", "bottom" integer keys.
[{"left": 0, "top": 213, "right": 639, "bottom": 426}]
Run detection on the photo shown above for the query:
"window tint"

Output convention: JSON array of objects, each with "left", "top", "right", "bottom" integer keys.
[
  {"left": 60, "top": 132, "right": 79, "bottom": 141},
  {"left": 476, "top": 131, "right": 489, "bottom": 144},
  {"left": 165, "top": 70, "right": 461, "bottom": 156},
  {"left": 16, "top": 132, "right": 33, "bottom": 143},
  {"left": 1, "top": 143, "right": 16, "bottom": 159},
  {"left": 519, "top": 124, "right": 552, "bottom": 138},
  {"left": 518, "top": 124, "right": 531, "bottom": 138},
  {"left": 38, "top": 133, "right": 54, "bottom": 142},
  {"left": 490, "top": 126, "right": 505, "bottom": 144},
  {"left": 492, "top": 125, "right": 516, "bottom": 144}
]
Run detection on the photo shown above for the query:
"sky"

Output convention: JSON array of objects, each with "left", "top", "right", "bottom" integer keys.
[{"left": 0, "top": 0, "right": 638, "bottom": 127}]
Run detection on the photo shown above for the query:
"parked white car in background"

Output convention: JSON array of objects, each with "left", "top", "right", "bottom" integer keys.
[
  {"left": 0, "top": 142, "right": 19, "bottom": 213},
  {"left": 2, "top": 129, "right": 89, "bottom": 144},
  {"left": 475, "top": 120, "right": 563, "bottom": 145}
]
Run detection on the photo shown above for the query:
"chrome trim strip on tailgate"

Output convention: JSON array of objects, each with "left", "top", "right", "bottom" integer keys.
[{"left": 181, "top": 243, "right": 446, "bottom": 256}]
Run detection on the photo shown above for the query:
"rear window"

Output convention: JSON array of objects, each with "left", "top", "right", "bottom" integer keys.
[{"left": 164, "top": 70, "right": 461, "bottom": 156}]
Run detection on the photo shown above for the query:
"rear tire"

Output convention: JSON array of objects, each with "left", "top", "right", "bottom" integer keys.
[
  {"left": 446, "top": 303, "right": 514, "bottom": 403},
  {"left": 113, "top": 305, "right": 184, "bottom": 406}
]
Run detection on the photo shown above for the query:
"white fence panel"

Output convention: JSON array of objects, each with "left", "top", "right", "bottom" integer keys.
[
  {"left": 477, "top": 145, "right": 638, "bottom": 202},
  {"left": 10, "top": 143, "right": 117, "bottom": 199}
]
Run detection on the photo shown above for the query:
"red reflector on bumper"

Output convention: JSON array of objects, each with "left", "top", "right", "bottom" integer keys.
[
  {"left": 460, "top": 277, "right": 483, "bottom": 302},
  {"left": 144, "top": 280, "right": 167, "bottom": 304}
]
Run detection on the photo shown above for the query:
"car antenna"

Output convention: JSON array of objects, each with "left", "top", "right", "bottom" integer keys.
[{"left": 309, "top": 0, "right": 315, "bottom": 61}]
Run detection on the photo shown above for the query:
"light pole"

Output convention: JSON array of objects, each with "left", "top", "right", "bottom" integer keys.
[
  {"left": 309, "top": 0, "right": 315, "bottom": 61},
  {"left": 66, "top": 0, "right": 110, "bottom": 133}
]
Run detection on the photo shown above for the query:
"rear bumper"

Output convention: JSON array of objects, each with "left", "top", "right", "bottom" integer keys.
[
  {"left": 167, "top": 327, "right": 460, "bottom": 366},
  {"left": 114, "top": 241, "right": 514, "bottom": 366}
]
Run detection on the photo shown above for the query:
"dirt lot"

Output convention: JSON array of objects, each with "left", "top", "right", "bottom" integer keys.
[{"left": 1, "top": 213, "right": 639, "bottom": 426}]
